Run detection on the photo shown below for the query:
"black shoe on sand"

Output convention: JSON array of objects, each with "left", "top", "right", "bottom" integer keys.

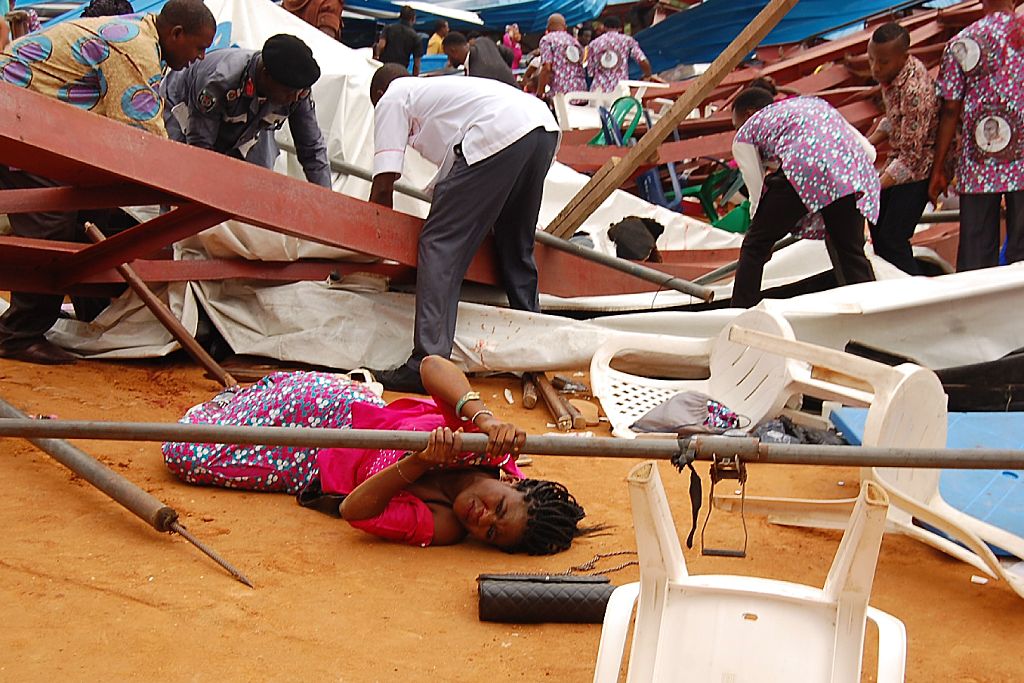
[{"left": 372, "top": 365, "right": 427, "bottom": 394}]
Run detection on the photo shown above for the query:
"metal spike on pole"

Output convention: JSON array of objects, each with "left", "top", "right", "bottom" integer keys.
[
  {"left": 170, "top": 520, "right": 253, "bottom": 588},
  {"left": 0, "top": 396, "right": 253, "bottom": 588}
]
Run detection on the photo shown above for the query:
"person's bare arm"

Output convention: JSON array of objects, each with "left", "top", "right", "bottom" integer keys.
[
  {"left": 369, "top": 172, "right": 399, "bottom": 208},
  {"left": 536, "top": 62, "right": 553, "bottom": 99},
  {"left": 929, "top": 99, "right": 963, "bottom": 202},
  {"left": 340, "top": 426, "right": 462, "bottom": 521},
  {"left": 412, "top": 54, "right": 421, "bottom": 76},
  {"left": 420, "top": 355, "right": 526, "bottom": 458}
]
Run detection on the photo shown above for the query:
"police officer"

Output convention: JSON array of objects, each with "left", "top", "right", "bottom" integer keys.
[{"left": 161, "top": 33, "right": 331, "bottom": 188}]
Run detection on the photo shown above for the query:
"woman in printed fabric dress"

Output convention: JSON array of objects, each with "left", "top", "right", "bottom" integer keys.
[{"left": 163, "top": 356, "right": 590, "bottom": 555}]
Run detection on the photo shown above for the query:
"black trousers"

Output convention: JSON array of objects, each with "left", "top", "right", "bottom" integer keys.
[
  {"left": 0, "top": 167, "right": 118, "bottom": 346},
  {"left": 732, "top": 170, "right": 875, "bottom": 308},
  {"left": 870, "top": 179, "right": 928, "bottom": 275},
  {"left": 404, "top": 127, "right": 560, "bottom": 371},
  {"left": 958, "top": 191, "right": 1024, "bottom": 271}
]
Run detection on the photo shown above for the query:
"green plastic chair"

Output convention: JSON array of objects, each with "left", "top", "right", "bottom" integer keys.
[
  {"left": 712, "top": 200, "right": 751, "bottom": 233},
  {"left": 676, "top": 166, "right": 741, "bottom": 223},
  {"left": 589, "top": 96, "right": 644, "bottom": 146}
]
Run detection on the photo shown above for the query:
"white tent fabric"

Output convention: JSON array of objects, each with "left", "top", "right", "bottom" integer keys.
[{"left": 36, "top": 262, "right": 1024, "bottom": 372}]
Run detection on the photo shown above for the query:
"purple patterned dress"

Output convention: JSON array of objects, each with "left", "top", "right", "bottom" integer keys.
[
  {"left": 162, "top": 372, "right": 384, "bottom": 494},
  {"left": 733, "top": 97, "right": 880, "bottom": 239}
]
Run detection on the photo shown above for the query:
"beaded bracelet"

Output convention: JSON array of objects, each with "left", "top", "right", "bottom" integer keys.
[{"left": 455, "top": 390, "right": 481, "bottom": 420}]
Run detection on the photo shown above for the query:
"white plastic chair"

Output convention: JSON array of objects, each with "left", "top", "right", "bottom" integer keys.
[
  {"left": 552, "top": 83, "right": 631, "bottom": 130},
  {"left": 593, "top": 308, "right": 1024, "bottom": 597},
  {"left": 591, "top": 309, "right": 870, "bottom": 439},
  {"left": 708, "top": 326, "right": 1024, "bottom": 598},
  {"left": 593, "top": 462, "right": 906, "bottom": 683}
]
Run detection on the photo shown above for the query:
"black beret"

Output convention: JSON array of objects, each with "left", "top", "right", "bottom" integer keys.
[{"left": 262, "top": 34, "right": 321, "bottom": 89}]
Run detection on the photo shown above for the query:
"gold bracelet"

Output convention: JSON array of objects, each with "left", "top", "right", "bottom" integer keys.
[{"left": 395, "top": 454, "right": 416, "bottom": 484}]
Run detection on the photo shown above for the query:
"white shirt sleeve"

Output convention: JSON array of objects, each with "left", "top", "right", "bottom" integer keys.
[
  {"left": 372, "top": 95, "right": 411, "bottom": 177},
  {"left": 732, "top": 140, "right": 764, "bottom": 217}
]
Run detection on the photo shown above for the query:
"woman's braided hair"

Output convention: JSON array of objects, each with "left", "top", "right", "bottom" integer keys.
[{"left": 509, "top": 479, "right": 587, "bottom": 555}]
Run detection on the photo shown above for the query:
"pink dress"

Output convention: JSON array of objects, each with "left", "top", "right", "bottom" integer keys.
[
  {"left": 318, "top": 398, "right": 524, "bottom": 547},
  {"left": 502, "top": 32, "right": 522, "bottom": 69}
]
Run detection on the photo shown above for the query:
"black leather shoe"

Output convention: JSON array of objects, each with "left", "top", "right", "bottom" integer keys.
[
  {"left": 0, "top": 338, "right": 77, "bottom": 365},
  {"left": 372, "top": 365, "right": 426, "bottom": 394}
]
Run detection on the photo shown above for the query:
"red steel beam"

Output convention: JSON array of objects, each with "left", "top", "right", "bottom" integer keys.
[
  {"left": 55, "top": 203, "right": 233, "bottom": 287},
  {"left": 0, "top": 85, "right": 712, "bottom": 298},
  {"left": 0, "top": 185, "right": 178, "bottom": 213}
]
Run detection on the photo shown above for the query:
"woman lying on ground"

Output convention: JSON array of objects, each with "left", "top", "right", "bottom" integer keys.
[{"left": 163, "top": 356, "right": 590, "bottom": 554}]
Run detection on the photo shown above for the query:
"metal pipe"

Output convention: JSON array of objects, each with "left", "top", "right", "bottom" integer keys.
[
  {"left": 918, "top": 210, "right": 959, "bottom": 224},
  {"left": 280, "top": 143, "right": 715, "bottom": 302},
  {"left": 0, "top": 398, "right": 252, "bottom": 587},
  {"left": 2, "top": 418, "right": 1024, "bottom": 469},
  {"left": 694, "top": 235, "right": 800, "bottom": 286},
  {"left": 84, "top": 223, "right": 238, "bottom": 389}
]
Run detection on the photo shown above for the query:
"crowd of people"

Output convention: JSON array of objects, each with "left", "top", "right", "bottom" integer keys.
[{"left": 729, "top": 0, "right": 1024, "bottom": 303}]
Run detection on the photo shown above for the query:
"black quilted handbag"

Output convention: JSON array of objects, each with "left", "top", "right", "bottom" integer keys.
[{"left": 477, "top": 573, "right": 616, "bottom": 623}]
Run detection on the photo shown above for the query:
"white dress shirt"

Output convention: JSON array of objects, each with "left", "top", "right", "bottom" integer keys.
[{"left": 373, "top": 75, "right": 560, "bottom": 189}]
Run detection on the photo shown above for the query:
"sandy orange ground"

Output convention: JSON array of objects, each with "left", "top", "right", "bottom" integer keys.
[{"left": 1, "top": 355, "right": 1023, "bottom": 681}]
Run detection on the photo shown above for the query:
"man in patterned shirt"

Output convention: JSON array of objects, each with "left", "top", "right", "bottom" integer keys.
[
  {"left": 0, "top": 0, "right": 215, "bottom": 365},
  {"left": 731, "top": 88, "right": 879, "bottom": 307},
  {"left": 931, "top": 0, "right": 1024, "bottom": 271},
  {"left": 535, "top": 13, "right": 586, "bottom": 102},
  {"left": 866, "top": 22, "right": 938, "bottom": 275},
  {"left": 586, "top": 16, "right": 656, "bottom": 93}
]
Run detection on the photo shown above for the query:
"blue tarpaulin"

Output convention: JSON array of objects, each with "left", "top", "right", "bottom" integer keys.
[
  {"left": 425, "top": 0, "right": 606, "bottom": 33},
  {"left": 635, "top": 0, "right": 931, "bottom": 74}
]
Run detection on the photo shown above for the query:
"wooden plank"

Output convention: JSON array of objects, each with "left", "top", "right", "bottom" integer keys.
[{"left": 544, "top": 0, "right": 799, "bottom": 239}]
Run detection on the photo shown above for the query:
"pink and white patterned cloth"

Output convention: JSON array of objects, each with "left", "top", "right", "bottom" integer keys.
[
  {"left": 163, "top": 371, "right": 524, "bottom": 548},
  {"left": 586, "top": 31, "right": 647, "bottom": 93},
  {"left": 538, "top": 30, "right": 586, "bottom": 97},
  {"left": 163, "top": 372, "right": 382, "bottom": 494},
  {"left": 935, "top": 11, "right": 1024, "bottom": 195},
  {"left": 733, "top": 96, "right": 880, "bottom": 240}
]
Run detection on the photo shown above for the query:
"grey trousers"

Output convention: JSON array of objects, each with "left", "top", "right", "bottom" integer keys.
[
  {"left": 958, "top": 191, "right": 1024, "bottom": 271},
  {"left": 405, "top": 127, "right": 559, "bottom": 371}
]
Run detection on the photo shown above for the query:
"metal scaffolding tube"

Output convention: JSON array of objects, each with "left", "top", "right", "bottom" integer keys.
[{"left": 1, "top": 418, "right": 1023, "bottom": 470}]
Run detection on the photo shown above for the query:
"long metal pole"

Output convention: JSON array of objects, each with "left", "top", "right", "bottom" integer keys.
[
  {"left": 0, "top": 399, "right": 252, "bottom": 587},
  {"left": 2, "top": 418, "right": 1024, "bottom": 469},
  {"left": 83, "top": 223, "right": 238, "bottom": 389},
  {"left": 279, "top": 143, "right": 715, "bottom": 302},
  {"left": 693, "top": 235, "right": 800, "bottom": 286}
]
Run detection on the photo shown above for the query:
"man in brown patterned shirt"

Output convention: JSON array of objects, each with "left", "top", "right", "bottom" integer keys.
[{"left": 867, "top": 22, "right": 939, "bottom": 275}]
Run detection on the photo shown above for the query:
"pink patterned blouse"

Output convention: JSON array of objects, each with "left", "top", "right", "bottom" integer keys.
[
  {"left": 733, "top": 97, "right": 880, "bottom": 239},
  {"left": 587, "top": 31, "right": 647, "bottom": 93},
  {"left": 538, "top": 30, "right": 587, "bottom": 96},
  {"left": 935, "top": 11, "right": 1024, "bottom": 194}
]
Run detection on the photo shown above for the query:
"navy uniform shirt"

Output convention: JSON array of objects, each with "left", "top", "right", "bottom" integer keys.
[{"left": 161, "top": 48, "right": 332, "bottom": 188}]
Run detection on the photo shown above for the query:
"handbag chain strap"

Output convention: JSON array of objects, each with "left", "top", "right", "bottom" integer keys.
[{"left": 561, "top": 550, "right": 638, "bottom": 577}]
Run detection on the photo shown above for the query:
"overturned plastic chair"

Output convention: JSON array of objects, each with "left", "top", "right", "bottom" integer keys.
[
  {"left": 591, "top": 308, "right": 874, "bottom": 439},
  {"left": 708, "top": 327, "right": 1024, "bottom": 598},
  {"left": 593, "top": 462, "right": 906, "bottom": 683}
]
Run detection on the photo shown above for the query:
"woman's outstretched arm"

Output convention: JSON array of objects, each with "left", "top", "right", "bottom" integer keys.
[{"left": 420, "top": 355, "right": 526, "bottom": 458}]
